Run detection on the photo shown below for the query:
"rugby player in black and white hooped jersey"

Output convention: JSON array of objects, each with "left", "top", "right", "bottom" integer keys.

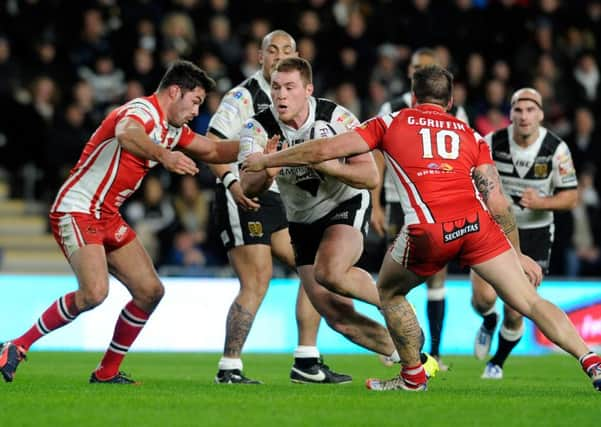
[
  {"left": 239, "top": 57, "right": 441, "bottom": 378},
  {"left": 472, "top": 88, "right": 579, "bottom": 379},
  {"left": 206, "top": 30, "right": 350, "bottom": 384},
  {"left": 372, "top": 48, "right": 469, "bottom": 370}
]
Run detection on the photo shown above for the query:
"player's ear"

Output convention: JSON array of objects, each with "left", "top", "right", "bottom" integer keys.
[
  {"left": 258, "top": 49, "right": 264, "bottom": 65},
  {"left": 306, "top": 83, "right": 314, "bottom": 97},
  {"left": 446, "top": 96, "right": 454, "bottom": 112},
  {"left": 168, "top": 84, "right": 180, "bottom": 100},
  {"left": 537, "top": 107, "right": 544, "bottom": 122}
]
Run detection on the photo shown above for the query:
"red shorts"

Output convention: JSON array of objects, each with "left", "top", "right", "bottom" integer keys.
[
  {"left": 390, "top": 210, "right": 511, "bottom": 276},
  {"left": 49, "top": 212, "right": 137, "bottom": 259}
]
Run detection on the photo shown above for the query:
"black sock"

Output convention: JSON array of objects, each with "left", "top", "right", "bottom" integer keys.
[
  {"left": 427, "top": 298, "right": 445, "bottom": 357},
  {"left": 490, "top": 332, "right": 521, "bottom": 368},
  {"left": 294, "top": 357, "right": 318, "bottom": 369},
  {"left": 483, "top": 311, "right": 498, "bottom": 331}
]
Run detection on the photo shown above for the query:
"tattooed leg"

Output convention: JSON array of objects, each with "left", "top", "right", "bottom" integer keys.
[
  {"left": 380, "top": 298, "right": 423, "bottom": 366},
  {"left": 223, "top": 302, "right": 256, "bottom": 357}
]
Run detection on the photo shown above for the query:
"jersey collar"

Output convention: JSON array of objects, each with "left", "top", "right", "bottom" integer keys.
[
  {"left": 414, "top": 103, "right": 446, "bottom": 113},
  {"left": 254, "top": 71, "right": 273, "bottom": 101}
]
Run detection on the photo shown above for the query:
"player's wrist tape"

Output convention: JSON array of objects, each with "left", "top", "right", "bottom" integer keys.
[{"left": 221, "top": 171, "right": 238, "bottom": 189}]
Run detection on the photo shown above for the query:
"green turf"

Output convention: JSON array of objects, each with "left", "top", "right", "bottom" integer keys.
[{"left": 1, "top": 353, "right": 598, "bottom": 427}]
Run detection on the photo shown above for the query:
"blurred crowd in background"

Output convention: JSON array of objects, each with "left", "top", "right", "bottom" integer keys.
[{"left": 0, "top": 0, "right": 599, "bottom": 277}]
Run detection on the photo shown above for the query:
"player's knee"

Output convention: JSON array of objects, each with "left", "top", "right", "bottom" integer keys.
[
  {"left": 80, "top": 287, "right": 109, "bottom": 309},
  {"left": 471, "top": 290, "right": 496, "bottom": 313},
  {"left": 145, "top": 282, "right": 165, "bottom": 305},
  {"left": 314, "top": 264, "right": 345, "bottom": 294},
  {"left": 239, "top": 277, "right": 270, "bottom": 303}
]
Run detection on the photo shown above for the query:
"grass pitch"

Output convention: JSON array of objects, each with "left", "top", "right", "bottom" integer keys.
[{"left": 1, "top": 353, "right": 598, "bottom": 427}]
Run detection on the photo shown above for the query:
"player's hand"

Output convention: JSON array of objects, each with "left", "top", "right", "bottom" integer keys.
[
  {"left": 264, "top": 135, "right": 280, "bottom": 154},
  {"left": 519, "top": 188, "right": 544, "bottom": 210},
  {"left": 242, "top": 152, "right": 267, "bottom": 172},
  {"left": 228, "top": 180, "right": 260, "bottom": 211},
  {"left": 160, "top": 151, "right": 199, "bottom": 175},
  {"left": 519, "top": 253, "right": 543, "bottom": 287},
  {"left": 370, "top": 202, "right": 386, "bottom": 237}
]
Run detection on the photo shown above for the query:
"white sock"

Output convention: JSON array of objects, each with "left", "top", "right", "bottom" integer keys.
[
  {"left": 218, "top": 357, "right": 243, "bottom": 371},
  {"left": 482, "top": 306, "right": 497, "bottom": 317},
  {"left": 500, "top": 324, "right": 524, "bottom": 342},
  {"left": 294, "top": 346, "right": 320, "bottom": 359},
  {"left": 427, "top": 287, "right": 446, "bottom": 301}
]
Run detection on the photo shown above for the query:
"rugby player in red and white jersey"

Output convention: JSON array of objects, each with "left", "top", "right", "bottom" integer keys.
[
  {"left": 0, "top": 60, "right": 242, "bottom": 384},
  {"left": 242, "top": 65, "right": 601, "bottom": 393}
]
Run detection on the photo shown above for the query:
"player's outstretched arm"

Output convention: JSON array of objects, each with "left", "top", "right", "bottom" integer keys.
[
  {"left": 205, "top": 131, "right": 261, "bottom": 211},
  {"left": 312, "top": 152, "right": 379, "bottom": 189},
  {"left": 242, "top": 131, "right": 370, "bottom": 171},
  {"left": 116, "top": 118, "right": 199, "bottom": 175},
  {"left": 182, "top": 133, "right": 240, "bottom": 164},
  {"left": 239, "top": 136, "right": 282, "bottom": 197}
]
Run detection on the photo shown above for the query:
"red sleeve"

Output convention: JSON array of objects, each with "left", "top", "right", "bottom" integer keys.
[
  {"left": 475, "top": 138, "right": 494, "bottom": 167},
  {"left": 353, "top": 117, "right": 387, "bottom": 150},
  {"left": 177, "top": 125, "right": 195, "bottom": 148}
]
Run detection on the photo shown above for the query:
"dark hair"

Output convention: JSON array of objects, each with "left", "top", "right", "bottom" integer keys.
[
  {"left": 273, "top": 57, "right": 313, "bottom": 85},
  {"left": 158, "top": 60, "right": 216, "bottom": 93},
  {"left": 411, "top": 65, "right": 453, "bottom": 106}
]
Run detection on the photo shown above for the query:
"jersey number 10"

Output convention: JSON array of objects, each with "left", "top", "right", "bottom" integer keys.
[{"left": 419, "top": 128, "right": 460, "bottom": 159}]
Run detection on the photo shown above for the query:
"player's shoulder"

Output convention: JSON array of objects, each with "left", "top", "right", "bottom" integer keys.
[
  {"left": 119, "top": 96, "right": 160, "bottom": 123},
  {"left": 221, "top": 84, "right": 253, "bottom": 105},
  {"left": 317, "top": 98, "right": 360, "bottom": 129}
]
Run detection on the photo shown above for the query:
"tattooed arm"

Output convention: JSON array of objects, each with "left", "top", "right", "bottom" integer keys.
[
  {"left": 472, "top": 163, "right": 520, "bottom": 249},
  {"left": 473, "top": 163, "right": 543, "bottom": 286}
]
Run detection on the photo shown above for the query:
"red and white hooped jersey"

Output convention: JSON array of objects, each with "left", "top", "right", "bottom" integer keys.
[
  {"left": 355, "top": 104, "right": 494, "bottom": 224},
  {"left": 51, "top": 95, "right": 195, "bottom": 218}
]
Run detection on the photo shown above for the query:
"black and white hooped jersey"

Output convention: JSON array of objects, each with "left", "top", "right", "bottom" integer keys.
[
  {"left": 207, "top": 70, "right": 272, "bottom": 182},
  {"left": 238, "top": 97, "right": 368, "bottom": 223},
  {"left": 485, "top": 125, "right": 578, "bottom": 229},
  {"left": 378, "top": 91, "right": 470, "bottom": 203}
]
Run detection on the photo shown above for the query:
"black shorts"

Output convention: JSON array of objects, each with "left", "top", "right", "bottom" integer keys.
[
  {"left": 289, "top": 193, "right": 371, "bottom": 267},
  {"left": 214, "top": 185, "right": 288, "bottom": 251},
  {"left": 519, "top": 225, "right": 554, "bottom": 274},
  {"left": 385, "top": 202, "right": 404, "bottom": 245}
]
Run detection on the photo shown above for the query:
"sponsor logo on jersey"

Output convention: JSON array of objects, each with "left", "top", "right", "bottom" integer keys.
[
  {"left": 115, "top": 225, "right": 128, "bottom": 242},
  {"left": 442, "top": 214, "right": 480, "bottom": 243},
  {"left": 233, "top": 91, "right": 243, "bottom": 99},
  {"left": 248, "top": 221, "right": 264, "bottom": 237},
  {"left": 533, "top": 163, "right": 548, "bottom": 177},
  {"left": 331, "top": 211, "right": 349, "bottom": 221},
  {"left": 257, "top": 103, "right": 270, "bottom": 111},
  {"left": 245, "top": 122, "right": 254, "bottom": 129}
]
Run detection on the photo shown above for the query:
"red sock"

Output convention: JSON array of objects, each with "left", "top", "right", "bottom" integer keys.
[
  {"left": 401, "top": 363, "right": 427, "bottom": 388},
  {"left": 94, "top": 301, "right": 150, "bottom": 380},
  {"left": 13, "top": 292, "right": 79, "bottom": 351},
  {"left": 579, "top": 352, "right": 601, "bottom": 373}
]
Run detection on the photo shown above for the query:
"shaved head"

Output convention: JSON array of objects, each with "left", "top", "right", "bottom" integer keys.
[
  {"left": 511, "top": 88, "right": 543, "bottom": 110},
  {"left": 261, "top": 30, "right": 296, "bottom": 51}
]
